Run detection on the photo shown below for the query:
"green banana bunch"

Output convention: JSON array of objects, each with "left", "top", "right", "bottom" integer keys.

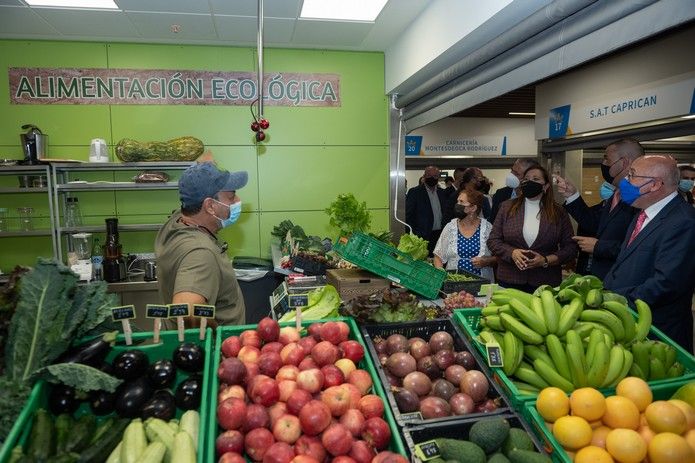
[{"left": 629, "top": 340, "right": 683, "bottom": 381}]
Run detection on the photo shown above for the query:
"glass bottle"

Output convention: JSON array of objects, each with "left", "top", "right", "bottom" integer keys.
[
  {"left": 103, "top": 218, "right": 125, "bottom": 282},
  {"left": 91, "top": 237, "right": 103, "bottom": 281},
  {"left": 64, "top": 197, "right": 83, "bottom": 228}
]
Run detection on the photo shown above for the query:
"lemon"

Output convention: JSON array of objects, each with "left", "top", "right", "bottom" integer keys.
[
  {"left": 645, "top": 400, "right": 687, "bottom": 434},
  {"left": 648, "top": 432, "right": 695, "bottom": 463},
  {"left": 605, "top": 428, "right": 647, "bottom": 463},
  {"left": 552, "top": 415, "right": 593, "bottom": 450},
  {"left": 536, "top": 387, "right": 570, "bottom": 423},
  {"left": 575, "top": 445, "right": 615, "bottom": 463},
  {"left": 616, "top": 376, "right": 652, "bottom": 412},
  {"left": 602, "top": 395, "right": 640, "bottom": 430},
  {"left": 570, "top": 387, "right": 606, "bottom": 422}
]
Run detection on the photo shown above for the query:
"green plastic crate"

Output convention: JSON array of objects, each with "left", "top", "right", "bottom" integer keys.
[
  {"left": 0, "top": 328, "right": 212, "bottom": 463},
  {"left": 206, "top": 317, "right": 407, "bottom": 462},
  {"left": 524, "top": 378, "right": 695, "bottom": 463},
  {"left": 333, "top": 232, "right": 446, "bottom": 299}
]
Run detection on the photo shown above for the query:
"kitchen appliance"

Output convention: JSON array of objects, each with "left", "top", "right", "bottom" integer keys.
[
  {"left": 20, "top": 124, "right": 48, "bottom": 165},
  {"left": 70, "top": 233, "right": 93, "bottom": 281},
  {"left": 103, "top": 218, "right": 126, "bottom": 282},
  {"left": 89, "top": 139, "right": 108, "bottom": 163},
  {"left": 144, "top": 261, "right": 157, "bottom": 281}
]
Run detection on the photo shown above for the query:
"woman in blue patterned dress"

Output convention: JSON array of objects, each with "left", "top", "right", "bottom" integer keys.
[{"left": 433, "top": 188, "right": 496, "bottom": 282}]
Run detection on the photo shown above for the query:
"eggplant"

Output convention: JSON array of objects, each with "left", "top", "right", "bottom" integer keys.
[
  {"left": 112, "top": 349, "right": 149, "bottom": 380},
  {"left": 90, "top": 389, "right": 116, "bottom": 415},
  {"left": 114, "top": 377, "right": 152, "bottom": 418},
  {"left": 49, "top": 384, "right": 80, "bottom": 415},
  {"left": 142, "top": 391, "right": 176, "bottom": 421},
  {"left": 148, "top": 359, "right": 177, "bottom": 389},
  {"left": 56, "top": 331, "right": 117, "bottom": 367},
  {"left": 175, "top": 375, "right": 202, "bottom": 410},
  {"left": 172, "top": 343, "right": 205, "bottom": 373}
]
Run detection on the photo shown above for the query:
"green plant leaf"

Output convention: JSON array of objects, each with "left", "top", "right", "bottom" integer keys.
[{"left": 33, "top": 363, "right": 122, "bottom": 392}]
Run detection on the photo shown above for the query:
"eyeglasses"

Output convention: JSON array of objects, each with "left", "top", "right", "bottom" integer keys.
[{"left": 626, "top": 172, "right": 657, "bottom": 181}]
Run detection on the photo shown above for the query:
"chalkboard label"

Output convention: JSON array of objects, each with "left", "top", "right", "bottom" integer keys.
[
  {"left": 288, "top": 294, "right": 309, "bottom": 307},
  {"left": 111, "top": 305, "right": 135, "bottom": 321},
  {"left": 193, "top": 304, "right": 215, "bottom": 319},
  {"left": 146, "top": 304, "right": 169, "bottom": 319},
  {"left": 486, "top": 342, "right": 504, "bottom": 368},
  {"left": 414, "top": 440, "right": 440, "bottom": 460},
  {"left": 399, "top": 412, "right": 423, "bottom": 423},
  {"left": 168, "top": 303, "right": 189, "bottom": 318}
]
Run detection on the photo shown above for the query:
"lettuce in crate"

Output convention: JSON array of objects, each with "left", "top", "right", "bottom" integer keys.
[{"left": 397, "top": 233, "right": 429, "bottom": 261}]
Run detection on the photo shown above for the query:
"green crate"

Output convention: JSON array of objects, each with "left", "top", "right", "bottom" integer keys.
[
  {"left": 524, "top": 378, "right": 695, "bottom": 463},
  {"left": 206, "top": 317, "right": 407, "bottom": 462},
  {"left": 333, "top": 232, "right": 446, "bottom": 299},
  {"left": 0, "top": 328, "right": 212, "bottom": 463}
]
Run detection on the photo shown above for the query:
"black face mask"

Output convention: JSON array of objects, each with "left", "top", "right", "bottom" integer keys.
[
  {"left": 601, "top": 158, "right": 623, "bottom": 184},
  {"left": 521, "top": 180, "right": 544, "bottom": 198},
  {"left": 454, "top": 204, "right": 468, "bottom": 219},
  {"left": 424, "top": 177, "right": 438, "bottom": 187}
]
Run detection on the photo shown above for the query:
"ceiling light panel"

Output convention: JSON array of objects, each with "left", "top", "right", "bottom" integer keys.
[
  {"left": 26, "top": 0, "right": 118, "bottom": 8},
  {"left": 301, "top": 0, "right": 388, "bottom": 21}
]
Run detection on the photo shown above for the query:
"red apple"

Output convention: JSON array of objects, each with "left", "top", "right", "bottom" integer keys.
[
  {"left": 332, "top": 457, "right": 358, "bottom": 463},
  {"left": 276, "top": 365, "right": 300, "bottom": 382},
  {"left": 321, "top": 364, "right": 345, "bottom": 388},
  {"left": 296, "top": 368, "right": 324, "bottom": 394},
  {"left": 298, "top": 357, "right": 318, "bottom": 371},
  {"left": 222, "top": 336, "right": 242, "bottom": 357},
  {"left": 290, "top": 456, "right": 320, "bottom": 463},
  {"left": 298, "top": 336, "right": 317, "bottom": 356},
  {"left": 321, "top": 423, "right": 354, "bottom": 456},
  {"left": 361, "top": 417, "right": 391, "bottom": 450},
  {"left": 340, "top": 409, "right": 366, "bottom": 437},
  {"left": 258, "top": 317, "right": 280, "bottom": 342},
  {"left": 238, "top": 345, "right": 260, "bottom": 364},
  {"left": 358, "top": 395, "right": 384, "bottom": 419},
  {"left": 245, "top": 428, "right": 275, "bottom": 462},
  {"left": 219, "top": 452, "right": 246, "bottom": 463},
  {"left": 278, "top": 380, "right": 297, "bottom": 402},
  {"left": 339, "top": 341, "right": 365, "bottom": 363},
  {"left": 349, "top": 440, "right": 375, "bottom": 463},
  {"left": 218, "top": 357, "right": 247, "bottom": 385},
  {"left": 244, "top": 361, "right": 260, "bottom": 382},
  {"left": 272, "top": 414, "right": 302, "bottom": 444},
  {"left": 337, "top": 322, "right": 350, "bottom": 342},
  {"left": 251, "top": 377, "right": 280, "bottom": 407},
  {"left": 217, "top": 397, "right": 247, "bottom": 431},
  {"left": 307, "top": 323, "right": 323, "bottom": 341},
  {"left": 348, "top": 370, "right": 373, "bottom": 395},
  {"left": 280, "top": 343, "right": 306, "bottom": 366},
  {"left": 247, "top": 374, "right": 272, "bottom": 396},
  {"left": 334, "top": 358, "right": 357, "bottom": 378},
  {"left": 279, "top": 327, "right": 300, "bottom": 345},
  {"left": 262, "top": 442, "right": 295, "bottom": 463},
  {"left": 268, "top": 402, "right": 288, "bottom": 427},
  {"left": 320, "top": 322, "right": 343, "bottom": 345},
  {"left": 298, "top": 400, "right": 332, "bottom": 436},
  {"left": 244, "top": 403, "right": 271, "bottom": 432},
  {"left": 286, "top": 388, "right": 313, "bottom": 416},
  {"left": 321, "top": 385, "right": 353, "bottom": 417},
  {"left": 262, "top": 342, "right": 284, "bottom": 355},
  {"left": 216, "top": 430, "right": 244, "bottom": 456},
  {"left": 240, "top": 329, "right": 262, "bottom": 348},
  {"left": 311, "top": 341, "right": 340, "bottom": 367},
  {"left": 294, "top": 435, "right": 326, "bottom": 462},
  {"left": 371, "top": 452, "right": 408, "bottom": 463},
  {"left": 259, "top": 352, "right": 283, "bottom": 378},
  {"left": 342, "top": 383, "right": 362, "bottom": 409},
  {"left": 218, "top": 384, "right": 246, "bottom": 403}
]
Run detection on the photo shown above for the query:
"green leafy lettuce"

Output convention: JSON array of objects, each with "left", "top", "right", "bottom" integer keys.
[
  {"left": 325, "top": 193, "right": 371, "bottom": 238},
  {"left": 279, "top": 285, "right": 341, "bottom": 322},
  {"left": 397, "top": 233, "right": 429, "bottom": 261}
]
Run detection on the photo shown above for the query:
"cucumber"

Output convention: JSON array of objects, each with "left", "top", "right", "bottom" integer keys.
[
  {"left": 54, "top": 414, "right": 74, "bottom": 455},
  {"left": 121, "top": 419, "right": 148, "bottom": 463},
  {"left": 78, "top": 418, "right": 129, "bottom": 463},
  {"left": 27, "top": 409, "right": 55, "bottom": 461},
  {"left": 64, "top": 415, "right": 96, "bottom": 453},
  {"left": 89, "top": 416, "right": 116, "bottom": 445}
]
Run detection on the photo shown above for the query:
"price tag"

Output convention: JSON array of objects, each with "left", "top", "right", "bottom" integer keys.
[
  {"left": 486, "top": 342, "right": 504, "bottom": 368},
  {"left": 168, "top": 303, "right": 189, "bottom": 342},
  {"left": 414, "top": 440, "right": 440, "bottom": 461},
  {"left": 146, "top": 304, "right": 169, "bottom": 344},
  {"left": 288, "top": 294, "right": 309, "bottom": 307},
  {"left": 193, "top": 304, "right": 215, "bottom": 340},
  {"left": 399, "top": 412, "right": 423, "bottom": 423},
  {"left": 111, "top": 305, "right": 135, "bottom": 345}
]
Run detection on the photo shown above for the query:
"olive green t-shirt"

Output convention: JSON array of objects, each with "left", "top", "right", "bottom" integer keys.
[{"left": 155, "top": 211, "right": 245, "bottom": 327}]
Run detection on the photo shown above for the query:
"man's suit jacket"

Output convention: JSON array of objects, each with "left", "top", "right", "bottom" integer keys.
[
  {"left": 490, "top": 187, "right": 514, "bottom": 223},
  {"left": 564, "top": 194, "right": 637, "bottom": 279},
  {"left": 487, "top": 200, "right": 578, "bottom": 288},
  {"left": 604, "top": 195, "right": 695, "bottom": 352},
  {"left": 405, "top": 185, "right": 447, "bottom": 239}
]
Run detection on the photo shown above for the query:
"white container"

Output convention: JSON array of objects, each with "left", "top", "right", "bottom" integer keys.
[{"left": 89, "top": 138, "right": 108, "bottom": 163}]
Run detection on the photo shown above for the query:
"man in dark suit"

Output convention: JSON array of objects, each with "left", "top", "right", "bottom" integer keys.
[
  {"left": 406, "top": 166, "right": 447, "bottom": 256},
  {"left": 490, "top": 158, "right": 539, "bottom": 222},
  {"left": 556, "top": 139, "right": 643, "bottom": 279},
  {"left": 604, "top": 155, "right": 695, "bottom": 352}
]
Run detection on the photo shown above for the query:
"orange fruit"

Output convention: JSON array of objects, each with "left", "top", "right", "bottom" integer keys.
[
  {"left": 616, "top": 377, "right": 652, "bottom": 411},
  {"left": 645, "top": 400, "right": 687, "bottom": 434},
  {"left": 669, "top": 399, "right": 695, "bottom": 430},
  {"left": 553, "top": 415, "right": 593, "bottom": 450},
  {"left": 684, "top": 429, "right": 695, "bottom": 454},
  {"left": 570, "top": 387, "right": 607, "bottom": 422},
  {"left": 605, "top": 428, "right": 647, "bottom": 463},
  {"left": 536, "top": 387, "right": 570, "bottom": 422},
  {"left": 648, "top": 432, "right": 695, "bottom": 463},
  {"left": 591, "top": 426, "right": 612, "bottom": 449},
  {"left": 602, "top": 395, "right": 640, "bottom": 430},
  {"left": 575, "top": 445, "right": 615, "bottom": 463}
]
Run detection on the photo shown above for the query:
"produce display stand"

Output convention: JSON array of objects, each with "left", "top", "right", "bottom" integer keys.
[
  {"left": 206, "top": 316, "right": 407, "bottom": 462},
  {"left": 0, "top": 328, "right": 212, "bottom": 463},
  {"left": 402, "top": 412, "right": 551, "bottom": 463},
  {"left": 360, "top": 319, "right": 511, "bottom": 428}
]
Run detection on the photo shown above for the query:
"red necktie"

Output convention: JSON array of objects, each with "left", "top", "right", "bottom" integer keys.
[
  {"left": 610, "top": 190, "right": 621, "bottom": 211},
  {"left": 627, "top": 211, "right": 647, "bottom": 246}
]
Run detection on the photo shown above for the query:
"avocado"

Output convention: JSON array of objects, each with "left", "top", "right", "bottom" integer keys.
[
  {"left": 488, "top": 453, "right": 511, "bottom": 463},
  {"left": 469, "top": 418, "right": 511, "bottom": 454},
  {"left": 502, "top": 428, "right": 535, "bottom": 455},
  {"left": 508, "top": 449, "right": 552, "bottom": 463},
  {"left": 437, "top": 438, "right": 486, "bottom": 463}
]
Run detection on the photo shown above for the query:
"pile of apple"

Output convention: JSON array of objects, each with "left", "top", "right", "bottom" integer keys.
[{"left": 216, "top": 318, "right": 408, "bottom": 463}]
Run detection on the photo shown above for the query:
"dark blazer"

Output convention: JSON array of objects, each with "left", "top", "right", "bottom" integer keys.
[
  {"left": 490, "top": 186, "right": 514, "bottom": 223},
  {"left": 405, "top": 184, "right": 448, "bottom": 239},
  {"left": 564, "top": 194, "right": 638, "bottom": 279},
  {"left": 604, "top": 194, "right": 695, "bottom": 352},
  {"left": 488, "top": 200, "right": 578, "bottom": 288}
]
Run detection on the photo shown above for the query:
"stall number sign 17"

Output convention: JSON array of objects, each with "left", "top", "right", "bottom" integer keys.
[{"left": 414, "top": 440, "right": 440, "bottom": 461}]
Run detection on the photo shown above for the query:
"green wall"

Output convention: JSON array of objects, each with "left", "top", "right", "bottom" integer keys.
[{"left": 0, "top": 41, "right": 389, "bottom": 272}]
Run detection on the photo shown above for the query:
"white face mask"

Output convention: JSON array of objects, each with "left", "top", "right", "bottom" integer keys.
[{"left": 506, "top": 172, "right": 520, "bottom": 189}]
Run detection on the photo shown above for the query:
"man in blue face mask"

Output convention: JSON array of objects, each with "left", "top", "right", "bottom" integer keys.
[
  {"left": 155, "top": 162, "right": 248, "bottom": 329},
  {"left": 555, "top": 139, "right": 643, "bottom": 278},
  {"left": 604, "top": 155, "right": 695, "bottom": 353},
  {"left": 678, "top": 165, "right": 695, "bottom": 206}
]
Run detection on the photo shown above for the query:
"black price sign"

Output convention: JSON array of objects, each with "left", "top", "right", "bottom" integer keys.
[
  {"left": 414, "top": 440, "right": 440, "bottom": 461},
  {"left": 486, "top": 342, "right": 504, "bottom": 368},
  {"left": 168, "top": 304, "right": 190, "bottom": 318},
  {"left": 111, "top": 305, "right": 135, "bottom": 321},
  {"left": 399, "top": 412, "right": 423, "bottom": 423},
  {"left": 146, "top": 304, "right": 170, "bottom": 319},
  {"left": 193, "top": 304, "right": 215, "bottom": 319},
  {"left": 288, "top": 294, "right": 309, "bottom": 307}
]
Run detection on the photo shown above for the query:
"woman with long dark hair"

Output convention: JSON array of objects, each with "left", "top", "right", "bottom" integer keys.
[{"left": 487, "top": 165, "right": 577, "bottom": 292}]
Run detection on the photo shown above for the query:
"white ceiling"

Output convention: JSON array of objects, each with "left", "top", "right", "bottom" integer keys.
[{"left": 0, "top": 0, "right": 431, "bottom": 51}]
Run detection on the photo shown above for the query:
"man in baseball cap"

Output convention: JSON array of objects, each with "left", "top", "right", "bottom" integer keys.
[{"left": 155, "top": 162, "right": 249, "bottom": 328}]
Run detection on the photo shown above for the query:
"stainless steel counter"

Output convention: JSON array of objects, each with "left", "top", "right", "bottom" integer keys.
[{"left": 104, "top": 274, "right": 158, "bottom": 292}]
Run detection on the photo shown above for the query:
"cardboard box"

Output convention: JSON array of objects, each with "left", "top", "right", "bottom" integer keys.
[{"left": 326, "top": 268, "right": 390, "bottom": 301}]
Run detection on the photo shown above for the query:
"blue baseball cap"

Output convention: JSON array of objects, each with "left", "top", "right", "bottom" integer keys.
[{"left": 179, "top": 162, "right": 248, "bottom": 208}]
